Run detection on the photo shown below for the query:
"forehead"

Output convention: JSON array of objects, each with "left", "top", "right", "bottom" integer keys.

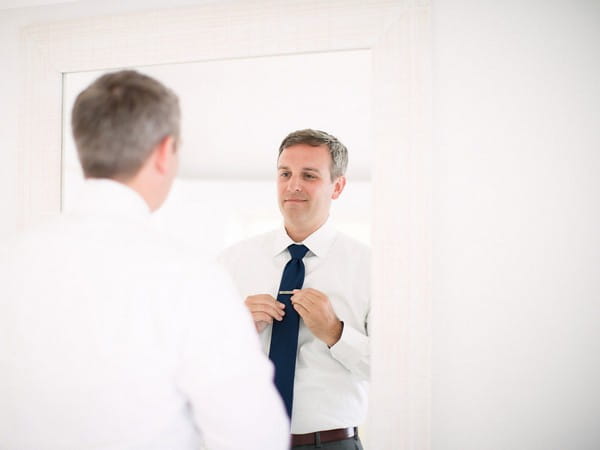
[{"left": 278, "top": 144, "right": 332, "bottom": 169}]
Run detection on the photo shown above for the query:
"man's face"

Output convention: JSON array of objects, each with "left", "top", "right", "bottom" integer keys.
[{"left": 277, "top": 144, "right": 345, "bottom": 234}]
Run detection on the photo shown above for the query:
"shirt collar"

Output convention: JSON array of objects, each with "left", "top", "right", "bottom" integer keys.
[
  {"left": 71, "top": 178, "right": 151, "bottom": 218},
  {"left": 271, "top": 219, "right": 338, "bottom": 258}
]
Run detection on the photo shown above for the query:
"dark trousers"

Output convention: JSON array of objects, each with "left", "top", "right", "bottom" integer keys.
[{"left": 292, "top": 436, "right": 364, "bottom": 450}]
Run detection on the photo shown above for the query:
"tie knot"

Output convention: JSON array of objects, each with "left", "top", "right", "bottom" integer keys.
[{"left": 288, "top": 244, "right": 309, "bottom": 260}]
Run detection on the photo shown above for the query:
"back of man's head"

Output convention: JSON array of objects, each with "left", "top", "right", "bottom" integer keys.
[{"left": 71, "top": 70, "right": 180, "bottom": 181}]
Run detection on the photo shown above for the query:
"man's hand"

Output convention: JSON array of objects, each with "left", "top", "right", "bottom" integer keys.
[
  {"left": 244, "top": 294, "right": 285, "bottom": 333},
  {"left": 291, "top": 288, "right": 343, "bottom": 347}
]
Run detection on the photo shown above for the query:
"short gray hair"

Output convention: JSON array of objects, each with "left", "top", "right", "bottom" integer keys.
[
  {"left": 71, "top": 70, "right": 180, "bottom": 179},
  {"left": 278, "top": 129, "right": 348, "bottom": 180}
]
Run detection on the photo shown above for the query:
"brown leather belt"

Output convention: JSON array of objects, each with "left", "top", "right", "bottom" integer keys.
[{"left": 291, "top": 427, "right": 356, "bottom": 447}]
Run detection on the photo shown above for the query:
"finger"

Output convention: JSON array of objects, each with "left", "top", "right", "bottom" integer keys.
[
  {"left": 245, "top": 294, "right": 276, "bottom": 303},
  {"left": 297, "top": 288, "right": 322, "bottom": 297},
  {"left": 292, "top": 297, "right": 312, "bottom": 314},
  {"left": 246, "top": 295, "right": 282, "bottom": 309},
  {"left": 302, "top": 290, "right": 328, "bottom": 306},
  {"left": 252, "top": 312, "right": 274, "bottom": 323},
  {"left": 292, "top": 292, "right": 316, "bottom": 309},
  {"left": 290, "top": 289, "right": 313, "bottom": 301},
  {"left": 247, "top": 303, "right": 285, "bottom": 320},
  {"left": 299, "top": 293, "right": 317, "bottom": 306},
  {"left": 292, "top": 302, "right": 310, "bottom": 318}
]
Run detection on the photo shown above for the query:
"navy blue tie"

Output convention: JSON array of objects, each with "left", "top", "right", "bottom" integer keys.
[{"left": 269, "top": 244, "right": 309, "bottom": 419}]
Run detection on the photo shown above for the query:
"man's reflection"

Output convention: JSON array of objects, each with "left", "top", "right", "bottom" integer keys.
[{"left": 220, "top": 129, "right": 370, "bottom": 449}]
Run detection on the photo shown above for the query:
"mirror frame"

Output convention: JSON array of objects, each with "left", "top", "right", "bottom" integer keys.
[{"left": 18, "top": 1, "right": 432, "bottom": 448}]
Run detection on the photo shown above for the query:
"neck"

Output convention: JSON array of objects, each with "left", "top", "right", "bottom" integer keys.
[
  {"left": 121, "top": 175, "right": 157, "bottom": 212},
  {"left": 285, "top": 217, "right": 327, "bottom": 243}
]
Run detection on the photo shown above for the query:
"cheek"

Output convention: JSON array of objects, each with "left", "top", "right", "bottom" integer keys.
[
  {"left": 276, "top": 184, "right": 286, "bottom": 200},
  {"left": 315, "top": 186, "right": 332, "bottom": 200}
]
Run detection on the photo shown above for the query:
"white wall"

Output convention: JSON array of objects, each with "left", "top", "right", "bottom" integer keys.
[{"left": 432, "top": 1, "right": 600, "bottom": 449}]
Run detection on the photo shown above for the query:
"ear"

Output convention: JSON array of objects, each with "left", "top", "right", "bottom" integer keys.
[
  {"left": 331, "top": 175, "right": 346, "bottom": 200},
  {"left": 153, "top": 135, "right": 176, "bottom": 175}
]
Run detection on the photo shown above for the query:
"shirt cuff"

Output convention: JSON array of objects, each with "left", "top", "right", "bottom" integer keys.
[{"left": 329, "top": 321, "right": 368, "bottom": 369}]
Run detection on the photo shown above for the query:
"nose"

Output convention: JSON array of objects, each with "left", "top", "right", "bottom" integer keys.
[{"left": 286, "top": 174, "right": 302, "bottom": 192}]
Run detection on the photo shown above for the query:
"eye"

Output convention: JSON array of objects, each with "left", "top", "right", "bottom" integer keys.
[
  {"left": 279, "top": 171, "right": 291, "bottom": 178},
  {"left": 303, "top": 173, "right": 317, "bottom": 180}
]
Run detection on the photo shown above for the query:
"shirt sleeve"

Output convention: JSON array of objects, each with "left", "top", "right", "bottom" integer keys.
[
  {"left": 329, "top": 312, "right": 370, "bottom": 381},
  {"left": 174, "top": 264, "right": 289, "bottom": 450}
]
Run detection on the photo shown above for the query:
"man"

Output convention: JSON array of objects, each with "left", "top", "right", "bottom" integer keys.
[
  {"left": 0, "top": 70, "right": 289, "bottom": 450},
  {"left": 219, "top": 129, "right": 370, "bottom": 449}
]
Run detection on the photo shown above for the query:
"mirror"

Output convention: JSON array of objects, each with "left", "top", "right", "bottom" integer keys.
[
  {"left": 20, "top": 2, "right": 432, "bottom": 446},
  {"left": 62, "top": 50, "right": 373, "bottom": 257}
]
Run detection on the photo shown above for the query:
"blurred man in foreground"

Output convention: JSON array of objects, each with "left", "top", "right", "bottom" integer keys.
[{"left": 0, "top": 70, "right": 288, "bottom": 450}]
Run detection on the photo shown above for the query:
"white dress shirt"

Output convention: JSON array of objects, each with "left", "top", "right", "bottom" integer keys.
[
  {"left": 0, "top": 179, "right": 289, "bottom": 450},
  {"left": 219, "top": 221, "right": 370, "bottom": 434}
]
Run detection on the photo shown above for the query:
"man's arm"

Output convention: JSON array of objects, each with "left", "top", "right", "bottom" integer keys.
[
  {"left": 328, "top": 313, "right": 369, "bottom": 380},
  {"left": 175, "top": 266, "right": 289, "bottom": 450},
  {"left": 291, "top": 288, "right": 369, "bottom": 380}
]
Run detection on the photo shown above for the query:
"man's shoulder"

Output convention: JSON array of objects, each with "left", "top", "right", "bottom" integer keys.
[
  {"left": 219, "top": 229, "right": 278, "bottom": 262},
  {"left": 1, "top": 213, "right": 213, "bottom": 276},
  {"left": 333, "top": 230, "right": 371, "bottom": 256}
]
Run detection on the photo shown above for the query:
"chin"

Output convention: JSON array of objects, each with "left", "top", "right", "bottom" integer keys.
[{"left": 283, "top": 210, "right": 307, "bottom": 222}]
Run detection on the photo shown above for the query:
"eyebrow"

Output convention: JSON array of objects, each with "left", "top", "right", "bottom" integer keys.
[{"left": 277, "top": 166, "right": 321, "bottom": 173}]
